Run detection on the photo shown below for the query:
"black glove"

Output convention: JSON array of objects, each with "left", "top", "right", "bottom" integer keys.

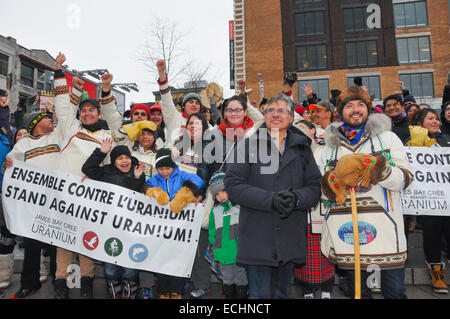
[{"left": 272, "top": 190, "right": 298, "bottom": 219}]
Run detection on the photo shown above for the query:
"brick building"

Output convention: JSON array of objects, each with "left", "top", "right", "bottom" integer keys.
[{"left": 234, "top": 0, "right": 449, "bottom": 108}]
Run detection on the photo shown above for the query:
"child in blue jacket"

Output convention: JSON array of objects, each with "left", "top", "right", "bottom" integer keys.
[{"left": 144, "top": 148, "right": 204, "bottom": 298}]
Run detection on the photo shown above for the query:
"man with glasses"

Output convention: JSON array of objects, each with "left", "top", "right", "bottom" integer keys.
[
  {"left": 225, "top": 93, "right": 322, "bottom": 299},
  {"left": 383, "top": 94, "right": 410, "bottom": 144}
]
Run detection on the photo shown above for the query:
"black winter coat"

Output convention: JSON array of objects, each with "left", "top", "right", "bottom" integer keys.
[
  {"left": 197, "top": 127, "right": 239, "bottom": 193},
  {"left": 82, "top": 148, "right": 145, "bottom": 192},
  {"left": 225, "top": 125, "right": 322, "bottom": 267},
  {"left": 391, "top": 115, "right": 410, "bottom": 144}
]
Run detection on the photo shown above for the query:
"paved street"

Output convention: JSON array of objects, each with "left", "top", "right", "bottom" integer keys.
[{"left": 1, "top": 228, "right": 449, "bottom": 300}]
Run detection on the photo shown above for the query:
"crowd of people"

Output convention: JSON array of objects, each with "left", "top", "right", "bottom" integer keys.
[{"left": 0, "top": 52, "right": 449, "bottom": 299}]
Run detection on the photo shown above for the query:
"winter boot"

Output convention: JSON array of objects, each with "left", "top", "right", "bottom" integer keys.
[
  {"left": 106, "top": 279, "right": 122, "bottom": 299},
  {"left": 427, "top": 262, "right": 448, "bottom": 294},
  {"left": 222, "top": 284, "right": 235, "bottom": 299},
  {"left": 80, "top": 276, "right": 94, "bottom": 299},
  {"left": 235, "top": 285, "right": 249, "bottom": 299},
  {"left": 0, "top": 254, "right": 14, "bottom": 289},
  {"left": 54, "top": 278, "right": 69, "bottom": 299},
  {"left": 121, "top": 280, "right": 138, "bottom": 299}
]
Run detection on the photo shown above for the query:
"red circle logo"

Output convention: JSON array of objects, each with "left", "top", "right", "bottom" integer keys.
[{"left": 83, "top": 231, "right": 99, "bottom": 250}]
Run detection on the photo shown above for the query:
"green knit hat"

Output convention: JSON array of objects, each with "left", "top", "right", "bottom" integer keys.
[
  {"left": 182, "top": 93, "right": 202, "bottom": 107},
  {"left": 208, "top": 171, "right": 226, "bottom": 198}
]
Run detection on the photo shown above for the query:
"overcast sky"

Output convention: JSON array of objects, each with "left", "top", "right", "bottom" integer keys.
[{"left": 0, "top": 0, "right": 234, "bottom": 106}]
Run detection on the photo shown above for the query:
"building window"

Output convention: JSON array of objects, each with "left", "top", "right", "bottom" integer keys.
[
  {"left": 343, "top": 7, "right": 371, "bottom": 32},
  {"left": 399, "top": 73, "right": 434, "bottom": 98},
  {"left": 298, "top": 79, "right": 329, "bottom": 102},
  {"left": 345, "top": 40, "right": 378, "bottom": 67},
  {"left": 394, "top": 1, "right": 428, "bottom": 28},
  {"left": 296, "top": 44, "right": 327, "bottom": 70},
  {"left": 20, "top": 63, "right": 34, "bottom": 87},
  {"left": 397, "top": 36, "right": 431, "bottom": 64},
  {"left": 347, "top": 76, "right": 381, "bottom": 100},
  {"left": 37, "top": 69, "right": 45, "bottom": 90},
  {"left": 0, "top": 53, "right": 8, "bottom": 77},
  {"left": 295, "top": 11, "right": 325, "bottom": 36}
]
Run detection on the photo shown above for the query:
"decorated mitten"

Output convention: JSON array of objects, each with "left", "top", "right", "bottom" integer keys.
[
  {"left": 170, "top": 186, "right": 197, "bottom": 214},
  {"left": 335, "top": 154, "right": 379, "bottom": 188},
  {"left": 407, "top": 126, "right": 437, "bottom": 147},
  {"left": 145, "top": 187, "right": 170, "bottom": 206},
  {"left": 321, "top": 170, "right": 348, "bottom": 205}
]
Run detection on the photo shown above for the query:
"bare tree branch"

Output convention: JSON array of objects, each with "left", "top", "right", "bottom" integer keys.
[
  {"left": 138, "top": 16, "right": 212, "bottom": 89},
  {"left": 137, "top": 17, "right": 189, "bottom": 85}
]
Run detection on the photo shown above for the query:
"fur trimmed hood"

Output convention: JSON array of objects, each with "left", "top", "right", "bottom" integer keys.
[{"left": 324, "top": 113, "right": 392, "bottom": 149}]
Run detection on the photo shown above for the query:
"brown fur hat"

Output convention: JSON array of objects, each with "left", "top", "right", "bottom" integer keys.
[{"left": 336, "top": 86, "right": 372, "bottom": 116}]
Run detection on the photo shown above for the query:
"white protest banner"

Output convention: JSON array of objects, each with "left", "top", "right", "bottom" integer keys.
[
  {"left": 401, "top": 147, "right": 450, "bottom": 216},
  {"left": 2, "top": 161, "right": 204, "bottom": 278}
]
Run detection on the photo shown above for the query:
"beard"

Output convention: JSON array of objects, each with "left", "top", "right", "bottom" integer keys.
[{"left": 343, "top": 113, "right": 368, "bottom": 128}]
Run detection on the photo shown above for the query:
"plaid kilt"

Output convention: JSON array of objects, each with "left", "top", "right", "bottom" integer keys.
[{"left": 294, "top": 224, "right": 335, "bottom": 284}]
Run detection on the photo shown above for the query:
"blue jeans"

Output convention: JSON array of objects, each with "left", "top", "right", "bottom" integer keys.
[
  {"left": 104, "top": 263, "right": 138, "bottom": 281},
  {"left": 247, "top": 263, "right": 294, "bottom": 299},
  {"left": 347, "top": 268, "right": 407, "bottom": 299},
  {"left": 380, "top": 268, "right": 407, "bottom": 299}
]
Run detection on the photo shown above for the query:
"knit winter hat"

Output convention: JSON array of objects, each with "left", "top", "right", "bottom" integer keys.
[
  {"left": 403, "top": 95, "right": 416, "bottom": 104},
  {"left": 182, "top": 93, "right": 202, "bottom": 107},
  {"left": 155, "top": 148, "right": 176, "bottom": 169},
  {"left": 110, "top": 145, "right": 132, "bottom": 164},
  {"left": 24, "top": 112, "right": 50, "bottom": 134},
  {"left": 131, "top": 104, "right": 151, "bottom": 118},
  {"left": 149, "top": 104, "right": 162, "bottom": 112},
  {"left": 336, "top": 86, "right": 372, "bottom": 116},
  {"left": 208, "top": 171, "right": 226, "bottom": 199}
]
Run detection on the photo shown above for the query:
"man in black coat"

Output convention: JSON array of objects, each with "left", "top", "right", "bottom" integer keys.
[{"left": 225, "top": 93, "right": 322, "bottom": 299}]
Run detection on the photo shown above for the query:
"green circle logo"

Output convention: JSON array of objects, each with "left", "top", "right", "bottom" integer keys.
[{"left": 104, "top": 238, "right": 123, "bottom": 257}]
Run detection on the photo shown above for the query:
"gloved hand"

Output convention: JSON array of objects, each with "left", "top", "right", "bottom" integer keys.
[
  {"left": 170, "top": 186, "right": 197, "bottom": 214},
  {"left": 145, "top": 187, "right": 170, "bottom": 206},
  {"left": 122, "top": 121, "right": 157, "bottom": 142},
  {"left": 272, "top": 190, "right": 298, "bottom": 219},
  {"left": 407, "top": 126, "right": 437, "bottom": 147}
]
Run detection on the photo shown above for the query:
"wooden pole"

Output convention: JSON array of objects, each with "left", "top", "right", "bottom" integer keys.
[{"left": 349, "top": 186, "right": 361, "bottom": 299}]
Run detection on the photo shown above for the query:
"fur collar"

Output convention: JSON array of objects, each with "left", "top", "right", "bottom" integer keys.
[{"left": 324, "top": 113, "right": 392, "bottom": 149}]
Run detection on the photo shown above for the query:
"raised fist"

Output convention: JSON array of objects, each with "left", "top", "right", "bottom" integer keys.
[
  {"left": 72, "top": 77, "right": 85, "bottom": 91},
  {"left": 55, "top": 52, "right": 66, "bottom": 70},
  {"left": 101, "top": 73, "right": 113, "bottom": 92},
  {"left": 156, "top": 60, "right": 166, "bottom": 74}
]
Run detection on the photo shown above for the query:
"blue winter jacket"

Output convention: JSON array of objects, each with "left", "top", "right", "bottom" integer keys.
[
  {"left": 0, "top": 133, "right": 10, "bottom": 189},
  {"left": 145, "top": 165, "right": 204, "bottom": 200}
]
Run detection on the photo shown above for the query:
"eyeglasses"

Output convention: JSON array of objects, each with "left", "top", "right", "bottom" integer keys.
[
  {"left": 225, "top": 108, "right": 244, "bottom": 114},
  {"left": 133, "top": 111, "right": 148, "bottom": 117},
  {"left": 265, "top": 108, "right": 290, "bottom": 116}
]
